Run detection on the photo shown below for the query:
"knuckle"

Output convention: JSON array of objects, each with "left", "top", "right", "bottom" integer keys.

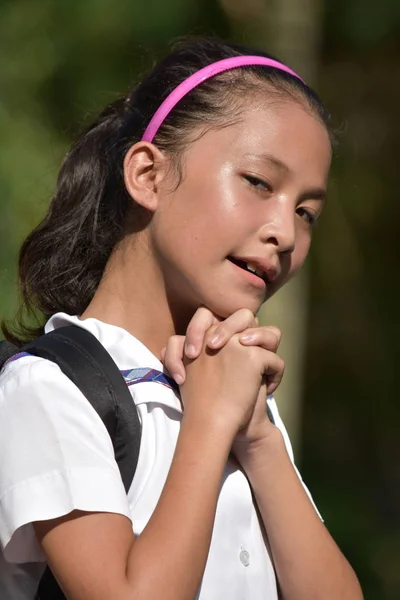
[
  {"left": 240, "top": 308, "right": 256, "bottom": 323},
  {"left": 205, "top": 324, "right": 219, "bottom": 343},
  {"left": 196, "top": 306, "right": 211, "bottom": 320},
  {"left": 187, "top": 307, "right": 212, "bottom": 330},
  {"left": 270, "top": 327, "right": 282, "bottom": 342},
  {"left": 165, "top": 335, "right": 183, "bottom": 354},
  {"left": 262, "top": 327, "right": 281, "bottom": 348},
  {"left": 185, "top": 320, "right": 201, "bottom": 337},
  {"left": 164, "top": 336, "right": 175, "bottom": 353}
]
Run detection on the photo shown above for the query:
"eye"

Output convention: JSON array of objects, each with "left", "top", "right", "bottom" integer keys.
[
  {"left": 296, "top": 207, "right": 317, "bottom": 226},
  {"left": 243, "top": 175, "right": 272, "bottom": 193}
]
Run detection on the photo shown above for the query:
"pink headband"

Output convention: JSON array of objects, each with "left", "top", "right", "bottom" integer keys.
[{"left": 141, "top": 55, "right": 305, "bottom": 143}]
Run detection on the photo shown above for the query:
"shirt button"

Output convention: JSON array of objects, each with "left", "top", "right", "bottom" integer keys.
[{"left": 239, "top": 548, "right": 250, "bottom": 567}]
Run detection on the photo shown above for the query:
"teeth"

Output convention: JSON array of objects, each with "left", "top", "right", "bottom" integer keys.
[
  {"left": 246, "top": 262, "right": 257, "bottom": 274},
  {"left": 246, "top": 262, "right": 264, "bottom": 278}
]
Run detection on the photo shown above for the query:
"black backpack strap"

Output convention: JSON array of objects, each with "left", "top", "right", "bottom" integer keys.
[
  {"left": 16, "top": 325, "right": 141, "bottom": 600},
  {"left": 0, "top": 340, "right": 20, "bottom": 368},
  {"left": 24, "top": 325, "right": 141, "bottom": 492}
]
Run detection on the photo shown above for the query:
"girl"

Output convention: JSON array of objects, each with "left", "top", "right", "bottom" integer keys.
[{"left": 0, "top": 37, "right": 363, "bottom": 599}]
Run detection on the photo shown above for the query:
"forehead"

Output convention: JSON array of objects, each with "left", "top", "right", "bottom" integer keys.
[{"left": 185, "top": 100, "right": 332, "bottom": 183}]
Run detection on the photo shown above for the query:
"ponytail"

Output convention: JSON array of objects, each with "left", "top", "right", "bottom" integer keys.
[{"left": 3, "top": 98, "right": 144, "bottom": 344}]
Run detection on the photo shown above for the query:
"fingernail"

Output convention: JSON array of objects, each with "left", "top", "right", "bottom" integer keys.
[
  {"left": 185, "top": 344, "right": 196, "bottom": 358},
  {"left": 174, "top": 373, "right": 184, "bottom": 385},
  {"left": 208, "top": 334, "right": 220, "bottom": 347},
  {"left": 240, "top": 334, "right": 255, "bottom": 343}
]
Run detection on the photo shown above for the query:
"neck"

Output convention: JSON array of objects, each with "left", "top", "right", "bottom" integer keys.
[{"left": 80, "top": 233, "right": 195, "bottom": 359}]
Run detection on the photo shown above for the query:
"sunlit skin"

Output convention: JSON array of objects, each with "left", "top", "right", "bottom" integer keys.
[{"left": 82, "top": 99, "right": 332, "bottom": 358}]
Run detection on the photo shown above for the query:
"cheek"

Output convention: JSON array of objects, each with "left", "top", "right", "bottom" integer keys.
[
  {"left": 157, "top": 180, "right": 240, "bottom": 255},
  {"left": 150, "top": 195, "right": 220, "bottom": 270}
]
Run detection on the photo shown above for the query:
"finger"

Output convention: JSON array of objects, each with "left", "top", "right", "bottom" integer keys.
[
  {"left": 184, "top": 307, "right": 220, "bottom": 358},
  {"left": 261, "top": 351, "right": 285, "bottom": 395},
  {"left": 207, "top": 308, "right": 257, "bottom": 349},
  {"left": 239, "top": 327, "right": 281, "bottom": 352},
  {"left": 163, "top": 335, "right": 186, "bottom": 385},
  {"left": 266, "top": 326, "right": 281, "bottom": 347}
]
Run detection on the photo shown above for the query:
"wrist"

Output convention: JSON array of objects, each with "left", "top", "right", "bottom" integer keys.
[
  {"left": 233, "top": 425, "right": 287, "bottom": 476},
  {"left": 181, "top": 409, "right": 237, "bottom": 449}
]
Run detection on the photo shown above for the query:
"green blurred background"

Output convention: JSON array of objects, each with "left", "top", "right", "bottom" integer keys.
[{"left": 0, "top": 1, "right": 399, "bottom": 598}]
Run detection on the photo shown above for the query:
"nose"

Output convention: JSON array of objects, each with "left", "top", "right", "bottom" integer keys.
[{"left": 259, "top": 198, "right": 296, "bottom": 255}]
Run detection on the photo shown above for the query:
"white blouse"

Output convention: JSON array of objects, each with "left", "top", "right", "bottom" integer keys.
[{"left": 0, "top": 313, "right": 319, "bottom": 599}]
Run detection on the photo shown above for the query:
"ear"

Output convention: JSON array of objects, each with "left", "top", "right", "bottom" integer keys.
[{"left": 123, "top": 142, "right": 168, "bottom": 212}]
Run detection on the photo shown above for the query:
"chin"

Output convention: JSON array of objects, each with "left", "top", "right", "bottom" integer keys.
[{"left": 203, "top": 295, "right": 262, "bottom": 320}]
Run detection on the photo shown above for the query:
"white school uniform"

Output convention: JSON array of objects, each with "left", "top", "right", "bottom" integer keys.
[{"left": 0, "top": 313, "right": 320, "bottom": 599}]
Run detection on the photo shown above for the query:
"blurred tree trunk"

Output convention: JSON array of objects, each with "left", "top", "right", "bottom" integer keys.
[{"left": 220, "top": 0, "right": 325, "bottom": 453}]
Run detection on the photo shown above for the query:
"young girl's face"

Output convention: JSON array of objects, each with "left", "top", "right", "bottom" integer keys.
[{"left": 149, "top": 99, "right": 331, "bottom": 319}]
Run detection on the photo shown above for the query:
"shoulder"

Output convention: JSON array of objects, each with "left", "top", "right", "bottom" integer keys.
[
  {"left": 0, "top": 348, "right": 131, "bottom": 565},
  {"left": 1, "top": 350, "right": 65, "bottom": 388},
  {"left": 0, "top": 351, "right": 117, "bottom": 466},
  {"left": 0, "top": 350, "right": 118, "bottom": 478},
  {"left": 1, "top": 352, "right": 105, "bottom": 429},
  {"left": 0, "top": 353, "right": 80, "bottom": 424}
]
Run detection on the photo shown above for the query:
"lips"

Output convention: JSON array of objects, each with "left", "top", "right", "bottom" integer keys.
[{"left": 228, "top": 255, "right": 279, "bottom": 284}]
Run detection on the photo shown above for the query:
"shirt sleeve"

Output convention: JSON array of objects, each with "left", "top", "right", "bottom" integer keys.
[
  {"left": 0, "top": 356, "right": 131, "bottom": 564},
  {"left": 267, "top": 395, "right": 323, "bottom": 520}
]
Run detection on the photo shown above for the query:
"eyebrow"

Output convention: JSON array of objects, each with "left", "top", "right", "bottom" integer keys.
[
  {"left": 299, "top": 188, "right": 327, "bottom": 203},
  {"left": 245, "top": 152, "right": 327, "bottom": 202},
  {"left": 245, "top": 153, "right": 290, "bottom": 173}
]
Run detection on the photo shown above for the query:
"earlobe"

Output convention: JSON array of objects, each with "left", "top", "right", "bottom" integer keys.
[{"left": 123, "top": 142, "right": 166, "bottom": 212}]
